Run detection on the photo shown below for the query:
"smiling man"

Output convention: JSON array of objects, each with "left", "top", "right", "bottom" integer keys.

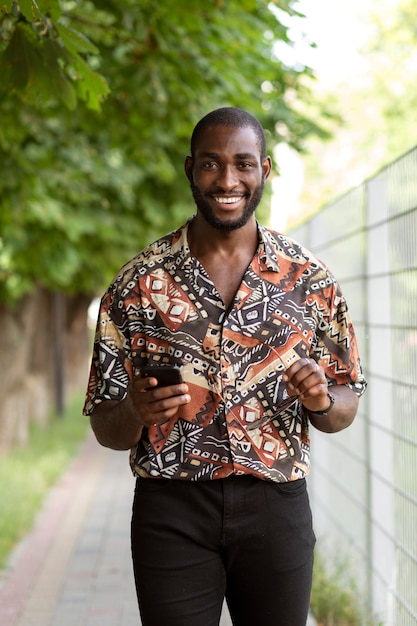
[
  {"left": 84, "top": 107, "right": 367, "bottom": 626},
  {"left": 187, "top": 111, "right": 269, "bottom": 233}
]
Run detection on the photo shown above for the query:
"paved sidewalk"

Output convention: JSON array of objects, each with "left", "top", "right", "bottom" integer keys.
[
  {"left": 0, "top": 434, "right": 234, "bottom": 626},
  {"left": 0, "top": 433, "right": 315, "bottom": 626}
]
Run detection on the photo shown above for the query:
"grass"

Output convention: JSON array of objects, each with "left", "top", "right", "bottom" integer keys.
[
  {"left": 0, "top": 393, "right": 90, "bottom": 569},
  {"left": 311, "top": 551, "right": 384, "bottom": 626}
]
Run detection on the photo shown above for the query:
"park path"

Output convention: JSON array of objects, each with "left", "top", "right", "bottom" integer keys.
[{"left": 0, "top": 432, "right": 315, "bottom": 625}]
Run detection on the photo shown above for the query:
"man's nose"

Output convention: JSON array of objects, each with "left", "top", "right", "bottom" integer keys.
[{"left": 215, "top": 165, "right": 239, "bottom": 190}]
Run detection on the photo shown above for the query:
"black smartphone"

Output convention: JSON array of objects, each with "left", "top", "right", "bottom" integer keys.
[{"left": 139, "top": 365, "right": 183, "bottom": 388}]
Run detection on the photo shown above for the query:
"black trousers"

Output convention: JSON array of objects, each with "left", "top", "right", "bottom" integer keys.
[{"left": 131, "top": 475, "right": 315, "bottom": 626}]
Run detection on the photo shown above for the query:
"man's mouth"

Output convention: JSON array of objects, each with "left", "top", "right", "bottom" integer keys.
[{"left": 212, "top": 196, "right": 245, "bottom": 205}]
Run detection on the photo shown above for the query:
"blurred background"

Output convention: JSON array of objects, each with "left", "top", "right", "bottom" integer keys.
[{"left": 1, "top": 1, "right": 416, "bottom": 624}]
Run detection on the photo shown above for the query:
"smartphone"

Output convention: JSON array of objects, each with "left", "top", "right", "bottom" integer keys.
[{"left": 139, "top": 365, "right": 183, "bottom": 388}]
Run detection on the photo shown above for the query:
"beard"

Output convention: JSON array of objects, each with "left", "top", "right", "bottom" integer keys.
[{"left": 190, "top": 180, "right": 265, "bottom": 232}]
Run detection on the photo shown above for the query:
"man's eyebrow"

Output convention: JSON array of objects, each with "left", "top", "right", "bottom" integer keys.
[
  {"left": 198, "top": 152, "right": 220, "bottom": 159},
  {"left": 235, "top": 152, "right": 258, "bottom": 160},
  {"left": 197, "top": 152, "right": 258, "bottom": 160}
]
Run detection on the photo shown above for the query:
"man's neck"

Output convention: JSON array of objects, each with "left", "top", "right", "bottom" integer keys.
[
  {"left": 188, "top": 215, "right": 258, "bottom": 258},
  {"left": 187, "top": 216, "right": 259, "bottom": 310}
]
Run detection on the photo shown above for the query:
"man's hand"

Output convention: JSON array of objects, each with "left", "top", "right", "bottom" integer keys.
[
  {"left": 126, "top": 376, "right": 191, "bottom": 429},
  {"left": 282, "top": 357, "right": 330, "bottom": 414},
  {"left": 282, "top": 358, "right": 359, "bottom": 433},
  {"left": 90, "top": 376, "right": 190, "bottom": 450}
]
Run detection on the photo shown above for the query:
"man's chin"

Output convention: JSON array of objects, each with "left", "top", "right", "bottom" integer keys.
[
  {"left": 191, "top": 184, "right": 263, "bottom": 232},
  {"left": 215, "top": 217, "right": 250, "bottom": 232},
  {"left": 206, "top": 216, "right": 249, "bottom": 232},
  {"left": 197, "top": 205, "right": 256, "bottom": 232}
]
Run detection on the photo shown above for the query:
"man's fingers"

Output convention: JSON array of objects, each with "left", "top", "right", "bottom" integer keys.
[
  {"left": 283, "top": 358, "right": 326, "bottom": 397},
  {"left": 129, "top": 382, "right": 191, "bottom": 429}
]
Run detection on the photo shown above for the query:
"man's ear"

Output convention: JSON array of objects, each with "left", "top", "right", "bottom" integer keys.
[
  {"left": 262, "top": 155, "right": 272, "bottom": 181},
  {"left": 184, "top": 156, "right": 193, "bottom": 183}
]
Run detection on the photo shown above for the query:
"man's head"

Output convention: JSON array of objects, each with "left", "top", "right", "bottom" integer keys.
[
  {"left": 190, "top": 107, "right": 267, "bottom": 162},
  {"left": 185, "top": 107, "right": 271, "bottom": 232}
]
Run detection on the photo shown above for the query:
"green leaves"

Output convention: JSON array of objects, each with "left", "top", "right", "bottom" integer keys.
[
  {"left": 56, "top": 24, "right": 98, "bottom": 55},
  {"left": 15, "top": 0, "right": 42, "bottom": 20},
  {"left": 1, "top": 23, "right": 74, "bottom": 108},
  {"left": 1, "top": 1, "right": 14, "bottom": 12},
  {"left": 0, "top": 0, "right": 328, "bottom": 304},
  {"left": 0, "top": 0, "right": 109, "bottom": 110}
]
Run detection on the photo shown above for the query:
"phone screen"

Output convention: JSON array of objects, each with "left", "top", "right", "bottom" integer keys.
[{"left": 139, "top": 366, "right": 183, "bottom": 388}]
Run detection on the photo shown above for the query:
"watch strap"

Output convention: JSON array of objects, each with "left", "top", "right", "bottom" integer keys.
[{"left": 306, "top": 391, "right": 335, "bottom": 416}]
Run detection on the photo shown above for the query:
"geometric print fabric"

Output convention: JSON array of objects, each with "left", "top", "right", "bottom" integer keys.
[{"left": 84, "top": 219, "right": 367, "bottom": 483}]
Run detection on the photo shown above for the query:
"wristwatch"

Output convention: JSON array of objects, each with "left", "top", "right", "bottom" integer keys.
[{"left": 306, "top": 391, "right": 335, "bottom": 416}]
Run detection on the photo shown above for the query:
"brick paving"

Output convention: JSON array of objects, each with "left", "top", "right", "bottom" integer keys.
[
  {"left": 0, "top": 435, "right": 233, "bottom": 626},
  {"left": 0, "top": 433, "right": 315, "bottom": 626}
]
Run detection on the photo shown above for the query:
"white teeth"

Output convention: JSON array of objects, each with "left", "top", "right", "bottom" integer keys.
[{"left": 214, "top": 196, "right": 242, "bottom": 204}]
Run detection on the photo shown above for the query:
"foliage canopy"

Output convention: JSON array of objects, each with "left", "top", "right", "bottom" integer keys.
[
  {"left": 296, "top": 0, "right": 417, "bottom": 218},
  {"left": 0, "top": 0, "right": 326, "bottom": 302}
]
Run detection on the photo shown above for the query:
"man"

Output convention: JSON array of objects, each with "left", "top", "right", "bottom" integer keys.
[{"left": 84, "top": 107, "right": 367, "bottom": 626}]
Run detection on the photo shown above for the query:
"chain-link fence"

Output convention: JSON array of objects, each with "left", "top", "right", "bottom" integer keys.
[{"left": 290, "top": 146, "right": 417, "bottom": 624}]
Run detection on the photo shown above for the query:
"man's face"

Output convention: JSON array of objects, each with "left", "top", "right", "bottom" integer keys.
[{"left": 185, "top": 125, "right": 271, "bottom": 232}]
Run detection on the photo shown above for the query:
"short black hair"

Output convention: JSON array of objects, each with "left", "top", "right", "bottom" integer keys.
[{"left": 190, "top": 107, "right": 267, "bottom": 161}]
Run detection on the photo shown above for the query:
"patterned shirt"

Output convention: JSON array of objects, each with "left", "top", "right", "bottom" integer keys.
[{"left": 83, "top": 219, "right": 367, "bottom": 483}]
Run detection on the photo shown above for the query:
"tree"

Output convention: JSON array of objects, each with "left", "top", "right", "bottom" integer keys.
[
  {"left": 0, "top": 0, "right": 327, "bottom": 447},
  {"left": 293, "top": 0, "right": 417, "bottom": 221},
  {"left": 363, "top": 0, "right": 417, "bottom": 160},
  {"left": 0, "top": 0, "right": 326, "bottom": 301}
]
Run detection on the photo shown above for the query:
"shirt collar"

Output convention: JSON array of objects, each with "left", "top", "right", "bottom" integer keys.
[
  {"left": 171, "top": 218, "right": 281, "bottom": 273},
  {"left": 256, "top": 223, "right": 281, "bottom": 273},
  {"left": 169, "top": 219, "right": 193, "bottom": 269}
]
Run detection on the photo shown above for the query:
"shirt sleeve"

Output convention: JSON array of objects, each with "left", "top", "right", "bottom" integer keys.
[
  {"left": 83, "top": 283, "right": 133, "bottom": 415},
  {"left": 309, "top": 275, "right": 367, "bottom": 397}
]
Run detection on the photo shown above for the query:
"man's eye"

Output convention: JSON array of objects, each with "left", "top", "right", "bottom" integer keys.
[
  {"left": 202, "top": 162, "right": 217, "bottom": 169},
  {"left": 239, "top": 162, "right": 253, "bottom": 169}
]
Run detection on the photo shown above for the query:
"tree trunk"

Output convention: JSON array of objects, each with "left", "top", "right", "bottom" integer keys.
[
  {"left": 64, "top": 293, "right": 92, "bottom": 399},
  {"left": 0, "top": 288, "right": 92, "bottom": 453}
]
